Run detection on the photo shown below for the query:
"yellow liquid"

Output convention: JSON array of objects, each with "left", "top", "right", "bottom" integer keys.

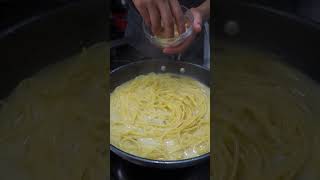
[
  {"left": 0, "top": 43, "right": 108, "bottom": 180},
  {"left": 212, "top": 43, "right": 320, "bottom": 179},
  {"left": 111, "top": 73, "right": 210, "bottom": 160}
]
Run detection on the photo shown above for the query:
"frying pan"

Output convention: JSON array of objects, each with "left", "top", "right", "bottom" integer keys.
[{"left": 110, "top": 59, "right": 211, "bottom": 169}]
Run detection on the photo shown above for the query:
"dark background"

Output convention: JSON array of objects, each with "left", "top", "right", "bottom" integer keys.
[{"left": 0, "top": 1, "right": 78, "bottom": 30}]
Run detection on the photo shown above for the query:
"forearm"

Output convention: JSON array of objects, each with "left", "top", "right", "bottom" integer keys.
[{"left": 195, "top": 0, "right": 210, "bottom": 21}]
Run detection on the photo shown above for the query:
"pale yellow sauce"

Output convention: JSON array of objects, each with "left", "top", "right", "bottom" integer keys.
[
  {"left": 213, "top": 43, "right": 320, "bottom": 179},
  {"left": 0, "top": 43, "right": 108, "bottom": 180},
  {"left": 111, "top": 73, "right": 210, "bottom": 160}
]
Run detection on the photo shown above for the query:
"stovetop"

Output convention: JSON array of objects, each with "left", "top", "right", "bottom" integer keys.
[{"left": 110, "top": 40, "right": 210, "bottom": 180}]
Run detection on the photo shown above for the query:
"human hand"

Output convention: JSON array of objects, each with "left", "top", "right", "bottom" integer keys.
[
  {"left": 132, "top": 0, "right": 186, "bottom": 38},
  {"left": 163, "top": 8, "right": 203, "bottom": 55}
]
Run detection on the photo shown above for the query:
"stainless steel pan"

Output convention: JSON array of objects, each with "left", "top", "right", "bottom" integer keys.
[{"left": 110, "top": 59, "right": 211, "bottom": 169}]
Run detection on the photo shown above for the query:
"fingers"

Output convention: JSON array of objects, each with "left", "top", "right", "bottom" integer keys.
[
  {"left": 137, "top": 7, "right": 151, "bottom": 26},
  {"left": 191, "top": 8, "right": 202, "bottom": 33},
  {"left": 163, "top": 9, "right": 203, "bottom": 55},
  {"left": 133, "top": 0, "right": 183, "bottom": 38},
  {"left": 133, "top": 0, "right": 151, "bottom": 26},
  {"left": 157, "top": 1, "right": 174, "bottom": 38},
  {"left": 169, "top": 0, "right": 185, "bottom": 34},
  {"left": 147, "top": 3, "right": 161, "bottom": 35}
]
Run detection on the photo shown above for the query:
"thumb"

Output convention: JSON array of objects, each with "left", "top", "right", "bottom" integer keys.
[
  {"left": 194, "top": 21, "right": 202, "bottom": 33},
  {"left": 191, "top": 8, "right": 202, "bottom": 33}
]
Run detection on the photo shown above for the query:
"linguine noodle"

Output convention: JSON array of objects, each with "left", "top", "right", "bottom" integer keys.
[{"left": 110, "top": 73, "right": 210, "bottom": 160}]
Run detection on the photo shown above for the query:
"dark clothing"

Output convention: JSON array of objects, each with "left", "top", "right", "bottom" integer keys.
[{"left": 125, "top": 0, "right": 206, "bottom": 65}]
